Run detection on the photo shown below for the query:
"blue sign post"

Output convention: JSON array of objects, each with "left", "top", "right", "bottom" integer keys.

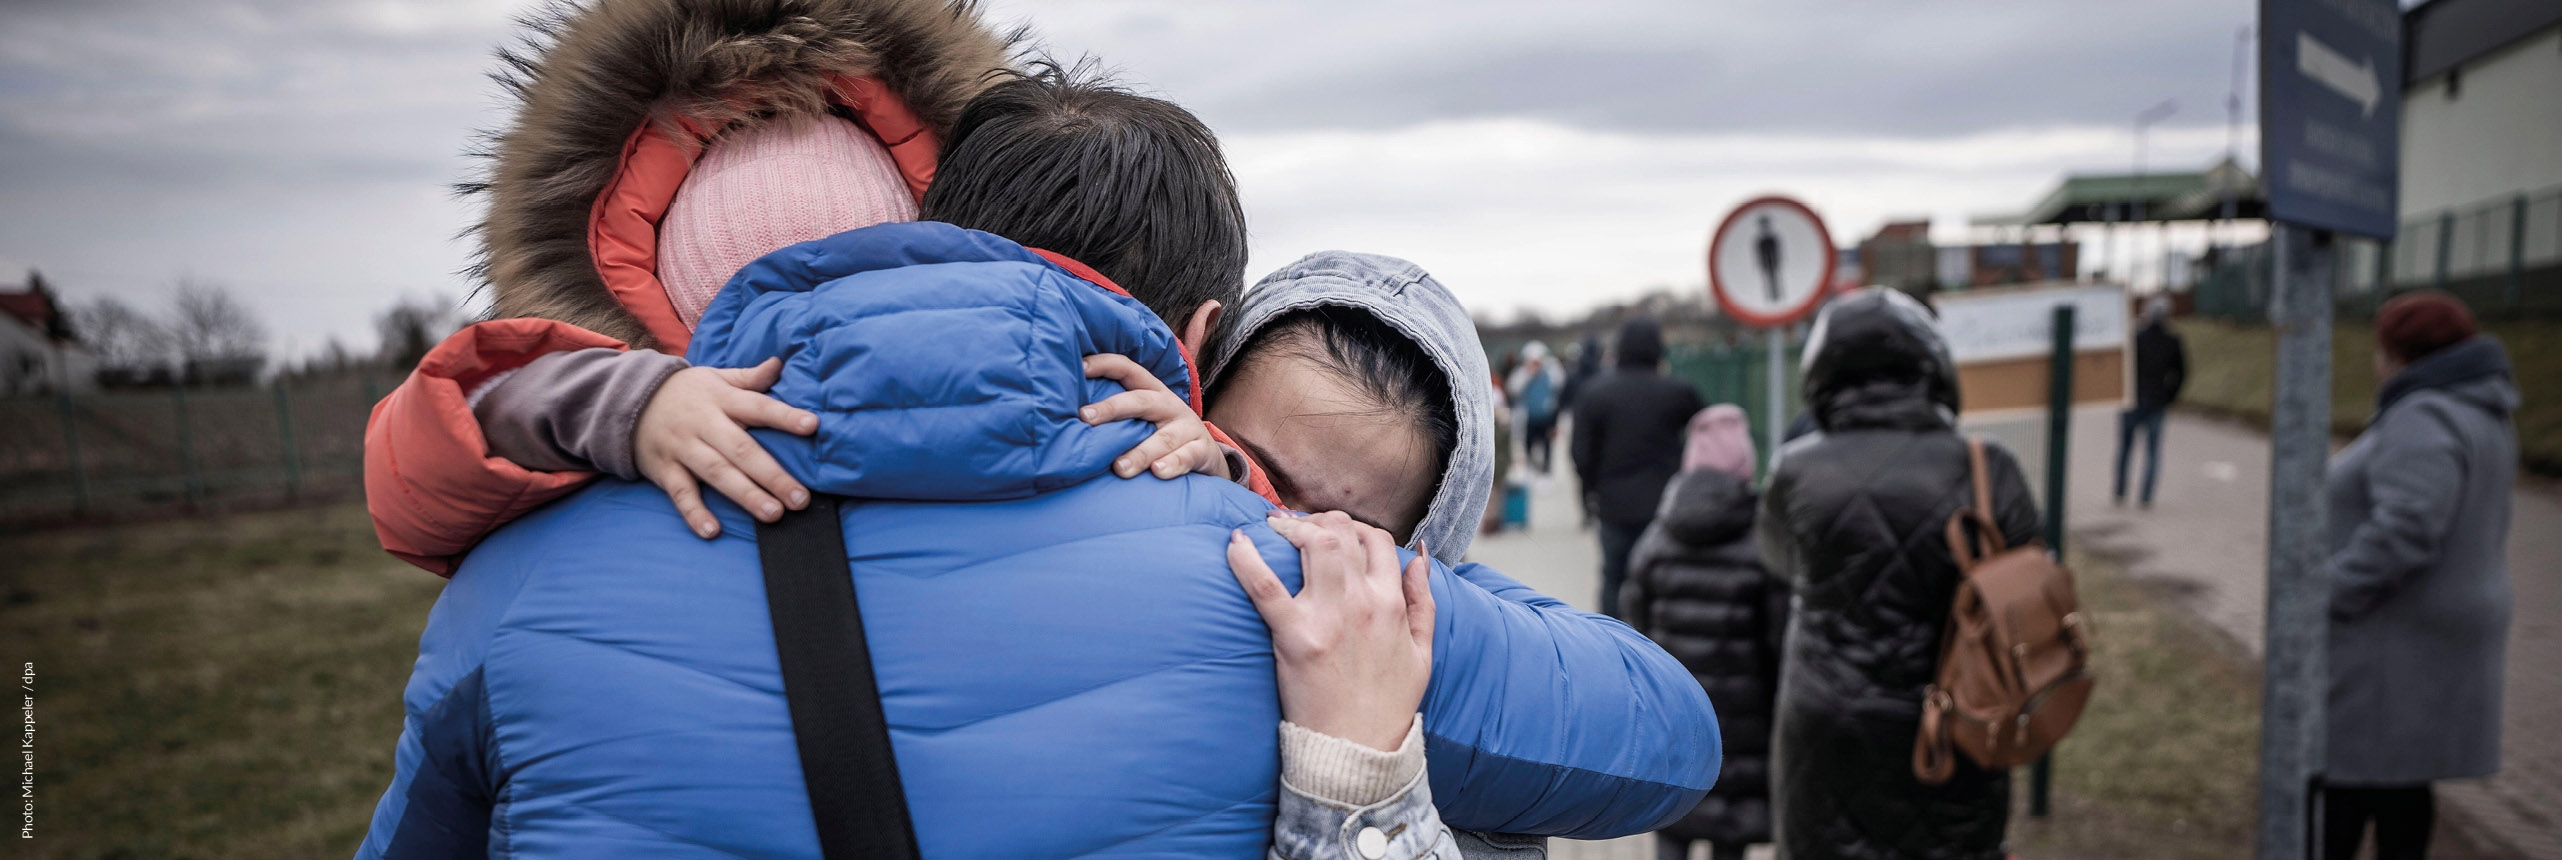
[
  {"left": 2257, "top": 1, "right": 2398, "bottom": 859},
  {"left": 2260, "top": 0, "right": 2402, "bottom": 239}
]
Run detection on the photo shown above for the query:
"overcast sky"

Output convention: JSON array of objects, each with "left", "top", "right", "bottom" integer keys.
[{"left": 0, "top": 0, "right": 2268, "bottom": 357}]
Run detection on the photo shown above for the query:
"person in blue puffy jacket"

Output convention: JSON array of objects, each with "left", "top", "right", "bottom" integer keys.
[{"left": 357, "top": 68, "right": 1716, "bottom": 859}]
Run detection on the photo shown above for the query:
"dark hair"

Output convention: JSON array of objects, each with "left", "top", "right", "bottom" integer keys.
[
  {"left": 919, "top": 60, "right": 1248, "bottom": 327},
  {"left": 1212, "top": 307, "right": 1458, "bottom": 480}
]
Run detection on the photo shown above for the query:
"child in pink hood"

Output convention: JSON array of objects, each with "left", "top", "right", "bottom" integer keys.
[{"left": 1624, "top": 403, "right": 1786, "bottom": 860}]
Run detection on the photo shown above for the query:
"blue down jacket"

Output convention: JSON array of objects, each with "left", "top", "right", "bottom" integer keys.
[{"left": 355, "top": 222, "right": 1717, "bottom": 858}]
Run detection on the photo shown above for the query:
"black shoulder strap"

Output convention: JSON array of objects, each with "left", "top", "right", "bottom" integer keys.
[{"left": 756, "top": 495, "right": 920, "bottom": 860}]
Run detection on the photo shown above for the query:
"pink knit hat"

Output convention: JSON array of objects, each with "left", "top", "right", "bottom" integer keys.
[
  {"left": 657, "top": 114, "right": 918, "bottom": 328},
  {"left": 1682, "top": 404, "right": 1756, "bottom": 481}
]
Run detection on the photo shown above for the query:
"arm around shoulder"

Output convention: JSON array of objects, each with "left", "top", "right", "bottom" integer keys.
[{"left": 365, "top": 319, "right": 630, "bottom": 575}]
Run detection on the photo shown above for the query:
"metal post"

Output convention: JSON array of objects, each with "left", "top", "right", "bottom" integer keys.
[
  {"left": 174, "top": 383, "right": 202, "bottom": 508},
  {"left": 57, "top": 391, "right": 88, "bottom": 515},
  {"left": 2032, "top": 302, "right": 2076, "bottom": 818},
  {"left": 1764, "top": 326, "right": 1786, "bottom": 470},
  {"left": 2433, "top": 212, "right": 2454, "bottom": 291},
  {"left": 273, "top": 383, "right": 303, "bottom": 499},
  {"left": 2509, "top": 195, "right": 2528, "bottom": 310},
  {"left": 2259, "top": 224, "right": 2333, "bottom": 860}
]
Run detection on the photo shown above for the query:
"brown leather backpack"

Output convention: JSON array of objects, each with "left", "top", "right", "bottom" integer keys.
[{"left": 1912, "top": 438, "right": 2095, "bottom": 785}]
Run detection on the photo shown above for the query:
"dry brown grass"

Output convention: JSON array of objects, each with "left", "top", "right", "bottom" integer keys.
[
  {"left": 1, "top": 502, "right": 444, "bottom": 859},
  {"left": 2004, "top": 549, "right": 2262, "bottom": 860}
]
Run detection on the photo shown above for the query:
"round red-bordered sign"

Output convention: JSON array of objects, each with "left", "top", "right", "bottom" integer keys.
[{"left": 1707, "top": 195, "right": 1836, "bottom": 328}]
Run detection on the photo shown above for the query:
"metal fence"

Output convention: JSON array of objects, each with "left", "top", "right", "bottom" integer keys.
[
  {"left": 0, "top": 378, "right": 388, "bottom": 521},
  {"left": 1665, "top": 339, "right": 1804, "bottom": 474},
  {"left": 2192, "top": 185, "right": 2562, "bottom": 322}
]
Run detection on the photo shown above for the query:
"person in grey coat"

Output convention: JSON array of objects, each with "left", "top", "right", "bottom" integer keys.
[{"left": 2323, "top": 291, "right": 2519, "bottom": 860}]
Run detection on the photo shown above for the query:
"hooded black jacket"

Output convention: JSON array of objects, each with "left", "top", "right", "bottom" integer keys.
[
  {"left": 1625, "top": 468, "right": 1787, "bottom": 847},
  {"left": 1758, "top": 289, "right": 2043, "bottom": 860},
  {"left": 1571, "top": 319, "right": 1706, "bottom": 527}
]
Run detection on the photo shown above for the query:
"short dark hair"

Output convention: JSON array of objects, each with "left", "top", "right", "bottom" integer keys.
[
  {"left": 919, "top": 61, "right": 1248, "bottom": 327},
  {"left": 1212, "top": 306, "right": 1458, "bottom": 482}
]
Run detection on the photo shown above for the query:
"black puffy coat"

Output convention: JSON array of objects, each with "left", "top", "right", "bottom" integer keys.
[
  {"left": 1759, "top": 288, "right": 2043, "bottom": 860},
  {"left": 1624, "top": 468, "right": 1787, "bottom": 848}
]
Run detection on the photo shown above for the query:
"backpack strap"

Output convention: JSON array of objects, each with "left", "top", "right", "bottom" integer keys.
[
  {"left": 757, "top": 495, "right": 922, "bottom": 860},
  {"left": 1943, "top": 437, "right": 2007, "bottom": 571}
]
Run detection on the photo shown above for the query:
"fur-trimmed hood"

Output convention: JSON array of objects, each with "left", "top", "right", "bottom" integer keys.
[{"left": 470, "top": 0, "right": 1019, "bottom": 350}]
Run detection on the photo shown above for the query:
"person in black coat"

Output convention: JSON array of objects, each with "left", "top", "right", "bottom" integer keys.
[
  {"left": 2114, "top": 296, "right": 2187, "bottom": 507},
  {"left": 1573, "top": 316, "right": 1706, "bottom": 621},
  {"left": 1624, "top": 404, "right": 1785, "bottom": 860},
  {"left": 1758, "top": 288, "right": 2043, "bottom": 860}
]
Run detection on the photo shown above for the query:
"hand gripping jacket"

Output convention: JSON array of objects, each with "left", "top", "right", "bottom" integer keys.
[
  {"left": 366, "top": 0, "right": 1017, "bottom": 573},
  {"left": 355, "top": 223, "right": 1720, "bottom": 858}
]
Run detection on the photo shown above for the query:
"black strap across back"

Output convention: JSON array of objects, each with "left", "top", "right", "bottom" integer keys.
[{"left": 755, "top": 495, "right": 921, "bottom": 860}]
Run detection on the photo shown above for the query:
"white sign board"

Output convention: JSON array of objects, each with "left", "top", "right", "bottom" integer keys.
[
  {"left": 1934, "top": 283, "right": 2128, "bottom": 364},
  {"left": 1708, "top": 196, "right": 1835, "bottom": 327}
]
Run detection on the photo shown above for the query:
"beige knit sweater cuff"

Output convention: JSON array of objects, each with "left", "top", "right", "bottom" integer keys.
[{"left": 1277, "top": 716, "right": 1427, "bottom": 808}]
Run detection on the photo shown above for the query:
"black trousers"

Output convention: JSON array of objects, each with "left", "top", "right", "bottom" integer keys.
[
  {"left": 2323, "top": 783, "right": 2433, "bottom": 860},
  {"left": 1654, "top": 834, "right": 1746, "bottom": 860},
  {"left": 1598, "top": 520, "right": 1642, "bottom": 620}
]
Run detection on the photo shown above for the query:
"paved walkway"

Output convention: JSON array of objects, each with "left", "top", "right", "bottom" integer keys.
[{"left": 2067, "top": 409, "right": 2561, "bottom": 859}]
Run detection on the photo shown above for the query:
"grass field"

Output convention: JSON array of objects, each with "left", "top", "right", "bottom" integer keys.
[
  {"left": 3, "top": 503, "right": 443, "bottom": 859},
  {"left": 2176, "top": 317, "right": 2561, "bottom": 473},
  {"left": 2003, "top": 549, "right": 2261, "bottom": 860}
]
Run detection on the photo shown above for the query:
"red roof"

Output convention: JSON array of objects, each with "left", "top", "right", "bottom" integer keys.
[{"left": 0, "top": 289, "right": 56, "bottom": 333}]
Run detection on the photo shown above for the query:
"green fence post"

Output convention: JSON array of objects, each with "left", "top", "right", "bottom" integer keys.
[
  {"left": 273, "top": 383, "right": 303, "bottom": 499},
  {"left": 2433, "top": 211, "right": 2454, "bottom": 291},
  {"left": 2510, "top": 195, "right": 2529, "bottom": 311},
  {"left": 2030, "top": 303, "right": 2077, "bottom": 819},
  {"left": 174, "top": 384, "right": 202, "bottom": 508},
  {"left": 57, "top": 391, "right": 89, "bottom": 515}
]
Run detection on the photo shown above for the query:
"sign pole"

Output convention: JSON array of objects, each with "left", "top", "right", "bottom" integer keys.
[
  {"left": 1764, "top": 327, "right": 1785, "bottom": 457},
  {"left": 2258, "top": 224, "right": 2334, "bottom": 860}
]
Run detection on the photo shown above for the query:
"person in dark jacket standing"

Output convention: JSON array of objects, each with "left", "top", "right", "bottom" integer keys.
[
  {"left": 1625, "top": 404, "right": 1786, "bottom": 860},
  {"left": 1564, "top": 332, "right": 1608, "bottom": 526},
  {"left": 2321, "top": 291, "right": 2518, "bottom": 860},
  {"left": 1758, "top": 288, "right": 2042, "bottom": 860},
  {"left": 1573, "top": 316, "right": 1706, "bottom": 621},
  {"left": 2114, "top": 296, "right": 2187, "bottom": 507}
]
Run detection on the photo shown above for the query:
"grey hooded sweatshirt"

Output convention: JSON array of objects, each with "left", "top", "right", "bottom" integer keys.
[{"left": 1205, "top": 251, "right": 1497, "bottom": 566}]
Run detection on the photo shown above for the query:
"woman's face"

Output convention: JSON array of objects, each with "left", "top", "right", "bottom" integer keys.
[{"left": 1207, "top": 352, "right": 1440, "bottom": 541}]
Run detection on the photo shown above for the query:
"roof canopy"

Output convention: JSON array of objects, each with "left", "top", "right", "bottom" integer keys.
[{"left": 1977, "top": 158, "right": 2264, "bottom": 226}]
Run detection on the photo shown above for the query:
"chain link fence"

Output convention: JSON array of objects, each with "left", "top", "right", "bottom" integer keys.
[{"left": 0, "top": 377, "right": 390, "bottom": 523}]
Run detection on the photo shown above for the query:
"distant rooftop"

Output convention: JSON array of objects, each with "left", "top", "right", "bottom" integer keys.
[{"left": 1975, "top": 158, "right": 2264, "bottom": 227}]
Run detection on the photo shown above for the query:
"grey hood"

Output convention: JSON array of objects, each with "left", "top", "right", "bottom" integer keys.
[{"left": 1205, "top": 251, "right": 1494, "bottom": 565}]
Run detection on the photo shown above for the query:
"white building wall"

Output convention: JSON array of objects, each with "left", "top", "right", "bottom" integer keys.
[
  {"left": 2398, "top": 26, "right": 2562, "bottom": 218},
  {"left": 0, "top": 315, "right": 98, "bottom": 396}
]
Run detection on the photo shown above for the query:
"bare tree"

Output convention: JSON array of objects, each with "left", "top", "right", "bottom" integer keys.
[
  {"left": 169, "top": 279, "right": 269, "bottom": 384},
  {"left": 75, "top": 297, "right": 173, "bottom": 381},
  {"left": 373, "top": 294, "right": 462, "bottom": 373}
]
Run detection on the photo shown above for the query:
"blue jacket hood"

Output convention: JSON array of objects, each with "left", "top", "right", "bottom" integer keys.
[{"left": 686, "top": 221, "right": 1192, "bottom": 501}]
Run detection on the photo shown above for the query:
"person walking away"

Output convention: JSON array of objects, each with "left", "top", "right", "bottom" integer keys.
[
  {"left": 1510, "top": 342, "right": 1562, "bottom": 474},
  {"left": 1625, "top": 404, "right": 1786, "bottom": 860},
  {"left": 1564, "top": 333, "right": 1607, "bottom": 526},
  {"left": 1572, "top": 317, "right": 1704, "bottom": 621},
  {"left": 2114, "top": 296, "right": 2186, "bottom": 507},
  {"left": 2322, "top": 291, "right": 2518, "bottom": 860},
  {"left": 1758, "top": 288, "right": 2042, "bottom": 860}
]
